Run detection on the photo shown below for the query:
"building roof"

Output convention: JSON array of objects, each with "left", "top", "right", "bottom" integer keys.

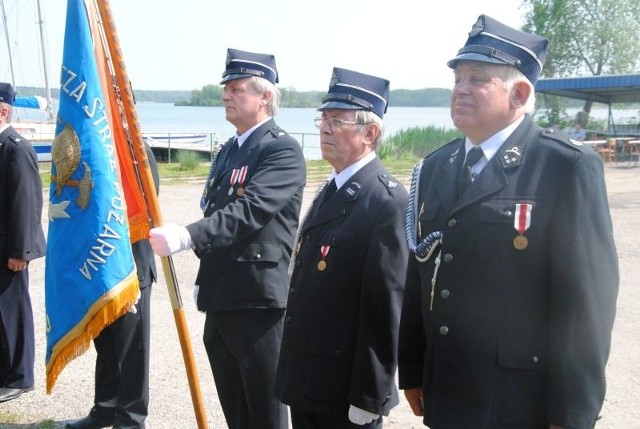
[{"left": 535, "top": 74, "right": 640, "bottom": 104}]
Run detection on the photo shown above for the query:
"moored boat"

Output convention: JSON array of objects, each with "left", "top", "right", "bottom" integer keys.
[{"left": 143, "top": 132, "right": 209, "bottom": 145}]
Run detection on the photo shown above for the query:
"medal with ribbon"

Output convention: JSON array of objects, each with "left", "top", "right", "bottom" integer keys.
[
  {"left": 317, "top": 245, "right": 330, "bottom": 271},
  {"left": 513, "top": 203, "right": 532, "bottom": 250},
  {"left": 236, "top": 165, "right": 248, "bottom": 196},
  {"left": 228, "top": 165, "right": 248, "bottom": 196}
]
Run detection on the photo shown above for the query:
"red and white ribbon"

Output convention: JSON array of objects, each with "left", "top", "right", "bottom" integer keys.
[
  {"left": 320, "top": 245, "right": 330, "bottom": 259},
  {"left": 238, "top": 165, "right": 248, "bottom": 187},
  {"left": 514, "top": 203, "right": 532, "bottom": 234}
]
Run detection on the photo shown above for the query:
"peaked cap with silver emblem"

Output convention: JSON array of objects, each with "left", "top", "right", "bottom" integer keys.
[
  {"left": 318, "top": 67, "right": 390, "bottom": 118},
  {"left": 221, "top": 48, "right": 278, "bottom": 85},
  {"left": 448, "top": 15, "right": 550, "bottom": 84},
  {"left": 0, "top": 82, "right": 16, "bottom": 105}
]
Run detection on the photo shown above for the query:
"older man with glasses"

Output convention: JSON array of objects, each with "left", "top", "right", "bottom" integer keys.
[{"left": 275, "top": 67, "right": 409, "bottom": 429}]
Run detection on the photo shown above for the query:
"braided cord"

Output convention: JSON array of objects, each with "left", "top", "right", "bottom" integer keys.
[{"left": 405, "top": 160, "right": 443, "bottom": 262}]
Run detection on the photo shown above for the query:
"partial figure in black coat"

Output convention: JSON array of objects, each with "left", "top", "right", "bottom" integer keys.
[
  {"left": 398, "top": 15, "right": 619, "bottom": 429},
  {"left": 66, "top": 143, "right": 159, "bottom": 429},
  {"left": 149, "top": 49, "right": 306, "bottom": 429},
  {"left": 275, "top": 68, "right": 408, "bottom": 429},
  {"left": 0, "top": 82, "right": 46, "bottom": 404}
]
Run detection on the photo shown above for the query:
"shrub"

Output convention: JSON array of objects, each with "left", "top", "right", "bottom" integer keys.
[{"left": 176, "top": 150, "right": 201, "bottom": 170}]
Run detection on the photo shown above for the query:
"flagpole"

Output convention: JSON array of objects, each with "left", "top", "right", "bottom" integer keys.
[{"left": 93, "top": 1, "right": 208, "bottom": 427}]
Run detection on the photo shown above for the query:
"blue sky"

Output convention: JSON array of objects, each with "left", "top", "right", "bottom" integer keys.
[{"left": 2, "top": 0, "right": 525, "bottom": 92}]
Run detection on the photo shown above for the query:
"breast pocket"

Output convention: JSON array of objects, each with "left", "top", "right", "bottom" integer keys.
[{"left": 475, "top": 198, "right": 537, "bottom": 262}]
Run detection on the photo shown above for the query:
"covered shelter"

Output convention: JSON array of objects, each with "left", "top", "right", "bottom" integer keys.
[{"left": 535, "top": 73, "right": 640, "bottom": 136}]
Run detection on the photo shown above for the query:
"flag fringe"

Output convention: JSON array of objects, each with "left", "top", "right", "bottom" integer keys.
[
  {"left": 45, "top": 272, "right": 140, "bottom": 393},
  {"left": 128, "top": 213, "right": 150, "bottom": 243}
]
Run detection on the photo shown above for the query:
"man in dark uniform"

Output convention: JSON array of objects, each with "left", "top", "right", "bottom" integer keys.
[
  {"left": 275, "top": 68, "right": 409, "bottom": 428},
  {"left": 149, "top": 48, "right": 306, "bottom": 429},
  {"left": 399, "top": 15, "right": 619, "bottom": 429},
  {"left": 0, "top": 82, "right": 46, "bottom": 403},
  {"left": 66, "top": 143, "right": 159, "bottom": 429}
]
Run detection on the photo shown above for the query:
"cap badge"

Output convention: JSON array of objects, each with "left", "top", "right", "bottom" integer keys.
[
  {"left": 329, "top": 69, "right": 338, "bottom": 87},
  {"left": 469, "top": 16, "right": 485, "bottom": 37},
  {"left": 225, "top": 51, "right": 232, "bottom": 66}
]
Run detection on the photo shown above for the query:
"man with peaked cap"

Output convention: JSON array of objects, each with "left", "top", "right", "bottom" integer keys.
[
  {"left": 398, "top": 15, "right": 619, "bottom": 429},
  {"left": 275, "top": 68, "right": 408, "bottom": 428},
  {"left": 149, "top": 48, "right": 306, "bottom": 429},
  {"left": 0, "top": 82, "right": 46, "bottom": 403}
]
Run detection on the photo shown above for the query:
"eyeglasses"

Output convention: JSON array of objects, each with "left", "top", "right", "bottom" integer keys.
[{"left": 314, "top": 117, "right": 367, "bottom": 131}]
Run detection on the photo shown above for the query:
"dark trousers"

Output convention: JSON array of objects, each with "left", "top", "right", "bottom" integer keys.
[
  {"left": 0, "top": 269, "right": 34, "bottom": 388},
  {"left": 204, "top": 308, "right": 287, "bottom": 429},
  {"left": 89, "top": 285, "right": 151, "bottom": 429},
  {"left": 290, "top": 408, "right": 383, "bottom": 429}
]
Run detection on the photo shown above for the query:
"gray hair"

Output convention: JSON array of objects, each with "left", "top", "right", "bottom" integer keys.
[
  {"left": 248, "top": 76, "right": 280, "bottom": 116},
  {"left": 0, "top": 102, "right": 12, "bottom": 122},
  {"left": 490, "top": 64, "right": 536, "bottom": 113},
  {"left": 354, "top": 110, "right": 385, "bottom": 149}
]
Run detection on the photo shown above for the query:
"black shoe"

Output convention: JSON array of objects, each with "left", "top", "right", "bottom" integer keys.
[
  {"left": 65, "top": 415, "right": 116, "bottom": 429},
  {"left": 0, "top": 386, "right": 33, "bottom": 403}
]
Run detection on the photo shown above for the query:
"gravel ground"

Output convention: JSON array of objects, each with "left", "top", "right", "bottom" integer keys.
[{"left": 1, "top": 163, "right": 639, "bottom": 429}]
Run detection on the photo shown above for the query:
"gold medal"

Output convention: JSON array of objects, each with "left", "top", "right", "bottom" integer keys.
[
  {"left": 317, "top": 260, "right": 327, "bottom": 271},
  {"left": 237, "top": 187, "right": 245, "bottom": 197},
  {"left": 513, "top": 235, "right": 528, "bottom": 250}
]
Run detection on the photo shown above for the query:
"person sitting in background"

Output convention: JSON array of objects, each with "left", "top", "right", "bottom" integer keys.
[{"left": 569, "top": 123, "right": 586, "bottom": 141}]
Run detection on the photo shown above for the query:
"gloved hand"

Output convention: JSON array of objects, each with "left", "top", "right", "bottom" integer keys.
[
  {"left": 128, "top": 289, "right": 141, "bottom": 314},
  {"left": 149, "top": 223, "right": 192, "bottom": 256},
  {"left": 348, "top": 405, "right": 379, "bottom": 425},
  {"left": 193, "top": 285, "right": 200, "bottom": 306}
]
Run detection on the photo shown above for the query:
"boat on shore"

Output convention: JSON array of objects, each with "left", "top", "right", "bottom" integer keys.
[
  {"left": 143, "top": 132, "right": 210, "bottom": 145},
  {"left": 2, "top": 0, "right": 56, "bottom": 162}
]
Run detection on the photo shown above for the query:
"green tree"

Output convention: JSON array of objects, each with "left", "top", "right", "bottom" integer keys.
[{"left": 522, "top": 0, "right": 640, "bottom": 126}]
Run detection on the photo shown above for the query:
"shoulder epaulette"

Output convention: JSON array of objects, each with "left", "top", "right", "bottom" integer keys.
[
  {"left": 540, "top": 128, "right": 585, "bottom": 152},
  {"left": 7, "top": 133, "right": 23, "bottom": 144},
  {"left": 377, "top": 173, "right": 400, "bottom": 190}
]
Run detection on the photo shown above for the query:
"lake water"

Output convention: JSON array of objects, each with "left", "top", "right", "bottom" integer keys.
[
  {"left": 134, "top": 103, "right": 455, "bottom": 136},
  {"left": 132, "top": 103, "right": 458, "bottom": 160},
  {"left": 16, "top": 101, "right": 633, "bottom": 160}
]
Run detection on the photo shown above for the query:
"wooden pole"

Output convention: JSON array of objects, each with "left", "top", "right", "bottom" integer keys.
[{"left": 93, "top": 1, "right": 208, "bottom": 427}]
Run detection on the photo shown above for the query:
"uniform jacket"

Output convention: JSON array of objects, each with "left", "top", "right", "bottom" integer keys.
[
  {"left": 187, "top": 119, "right": 306, "bottom": 312},
  {"left": 133, "top": 142, "right": 159, "bottom": 290},
  {"left": 398, "top": 115, "right": 619, "bottom": 429},
  {"left": 275, "top": 157, "right": 409, "bottom": 417},
  {"left": 0, "top": 126, "right": 46, "bottom": 285}
]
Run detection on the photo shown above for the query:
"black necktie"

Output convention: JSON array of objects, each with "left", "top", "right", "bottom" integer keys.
[
  {"left": 458, "top": 146, "right": 483, "bottom": 195},
  {"left": 225, "top": 138, "right": 239, "bottom": 167},
  {"left": 319, "top": 179, "right": 337, "bottom": 208}
]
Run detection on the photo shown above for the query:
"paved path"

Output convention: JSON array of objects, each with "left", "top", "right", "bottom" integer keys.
[{"left": 1, "top": 164, "right": 639, "bottom": 428}]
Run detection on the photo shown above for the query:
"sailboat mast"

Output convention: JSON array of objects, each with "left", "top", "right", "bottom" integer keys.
[
  {"left": 0, "top": 0, "right": 17, "bottom": 88},
  {"left": 36, "top": 0, "right": 53, "bottom": 121}
]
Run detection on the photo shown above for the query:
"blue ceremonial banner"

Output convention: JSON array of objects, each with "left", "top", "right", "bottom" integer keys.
[{"left": 44, "top": 0, "right": 139, "bottom": 393}]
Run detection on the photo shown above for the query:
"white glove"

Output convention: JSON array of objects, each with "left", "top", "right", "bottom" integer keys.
[
  {"left": 128, "top": 289, "right": 141, "bottom": 314},
  {"left": 193, "top": 285, "right": 200, "bottom": 306},
  {"left": 348, "top": 405, "right": 379, "bottom": 425},
  {"left": 149, "top": 223, "right": 192, "bottom": 256}
]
